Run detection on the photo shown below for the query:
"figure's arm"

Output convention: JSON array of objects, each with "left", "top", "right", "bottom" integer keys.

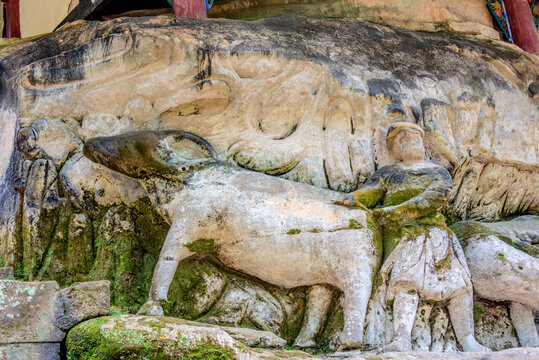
[
  {"left": 336, "top": 171, "right": 385, "bottom": 209},
  {"left": 375, "top": 166, "right": 452, "bottom": 220}
]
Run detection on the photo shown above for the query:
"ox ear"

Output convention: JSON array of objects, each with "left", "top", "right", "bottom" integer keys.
[{"left": 156, "top": 130, "right": 219, "bottom": 164}]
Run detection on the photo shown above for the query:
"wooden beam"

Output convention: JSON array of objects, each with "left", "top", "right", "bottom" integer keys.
[
  {"left": 173, "top": 0, "right": 206, "bottom": 18},
  {"left": 2, "top": 0, "right": 21, "bottom": 38},
  {"left": 504, "top": 0, "right": 539, "bottom": 53}
]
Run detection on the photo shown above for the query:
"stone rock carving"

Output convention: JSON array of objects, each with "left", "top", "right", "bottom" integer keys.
[
  {"left": 1, "top": 16, "right": 538, "bottom": 356},
  {"left": 340, "top": 122, "right": 489, "bottom": 352},
  {"left": 82, "top": 129, "right": 381, "bottom": 348},
  {"left": 2, "top": 17, "right": 536, "bottom": 224},
  {"left": 452, "top": 216, "right": 539, "bottom": 347}
]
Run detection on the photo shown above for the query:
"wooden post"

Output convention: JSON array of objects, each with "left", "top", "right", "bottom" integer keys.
[
  {"left": 3, "top": 0, "right": 21, "bottom": 38},
  {"left": 173, "top": 0, "right": 207, "bottom": 18},
  {"left": 504, "top": 0, "right": 539, "bottom": 53}
]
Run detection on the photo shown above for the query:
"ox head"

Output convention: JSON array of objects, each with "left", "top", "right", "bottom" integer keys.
[{"left": 83, "top": 130, "right": 219, "bottom": 178}]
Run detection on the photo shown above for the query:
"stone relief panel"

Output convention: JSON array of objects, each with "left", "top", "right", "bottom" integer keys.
[{"left": 0, "top": 16, "right": 537, "bottom": 352}]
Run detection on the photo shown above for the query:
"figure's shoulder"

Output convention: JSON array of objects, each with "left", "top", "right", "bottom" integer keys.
[
  {"left": 414, "top": 163, "right": 452, "bottom": 187},
  {"left": 373, "top": 164, "right": 400, "bottom": 177},
  {"left": 428, "top": 163, "right": 452, "bottom": 182},
  {"left": 386, "top": 162, "right": 452, "bottom": 183}
]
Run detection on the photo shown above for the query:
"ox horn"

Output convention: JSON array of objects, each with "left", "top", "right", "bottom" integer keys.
[{"left": 159, "top": 129, "right": 219, "bottom": 160}]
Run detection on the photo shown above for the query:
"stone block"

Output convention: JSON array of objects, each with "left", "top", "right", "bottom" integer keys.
[
  {"left": 0, "top": 280, "right": 64, "bottom": 343},
  {"left": 0, "top": 267, "right": 13, "bottom": 279},
  {"left": 58, "top": 280, "right": 111, "bottom": 330},
  {"left": 0, "top": 343, "right": 60, "bottom": 360}
]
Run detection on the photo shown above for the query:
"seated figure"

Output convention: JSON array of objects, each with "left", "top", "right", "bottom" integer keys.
[{"left": 340, "top": 122, "right": 490, "bottom": 352}]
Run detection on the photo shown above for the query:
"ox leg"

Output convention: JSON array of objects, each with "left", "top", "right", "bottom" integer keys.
[
  {"left": 294, "top": 285, "right": 334, "bottom": 348},
  {"left": 339, "top": 279, "right": 372, "bottom": 349},
  {"left": 510, "top": 302, "right": 539, "bottom": 347},
  {"left": 447, "top": 291, "right": 491, "bottom": 352},
  {"left": 138, "top": 220, "right": 194, "bottom": 316}
]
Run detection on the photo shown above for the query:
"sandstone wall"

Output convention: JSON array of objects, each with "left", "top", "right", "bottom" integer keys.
[{"left": 210, "top": 0, "right": 496, "bottom": 37}]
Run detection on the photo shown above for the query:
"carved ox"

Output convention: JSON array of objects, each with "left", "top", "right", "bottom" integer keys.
[{"left": 83, "top": 129, "right": 381, "bottom": 348}]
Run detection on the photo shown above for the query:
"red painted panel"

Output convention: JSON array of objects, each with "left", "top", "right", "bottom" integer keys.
[
  {"left": 504, "top": 0, "right": 539, "bottom": 53},
  {"left": 3, "top": 0, "right": 21, "bottom": 38},
  {"left": 173, "top": 0, "right": 207, "bottom": 18}
]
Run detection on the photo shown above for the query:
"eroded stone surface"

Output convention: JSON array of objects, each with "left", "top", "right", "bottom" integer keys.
[
  {"left": 0, "top": 280, "right": 64, "bottom": 343},
  {"left": 17, "top": 118, "right": 83, "bottom": 168},
  {"left": 209, "top": 0, "right": 496, "bottom": 38},
  {"left": 58, "top": 280, "right": 111, "bottom": 331},
  {"left": 66, "top": 315, "right": 258, "bottom": 359},
  {"left": 0, "top": 343, "right": 60, "bottom": 360},
  {"left": 59, "top": 153, "right": 146, "bottom": 210},
  {"left": 0, "top": 267, "right": 13, "bottom": 279},
  {"left": 331, "top": 347, "right": 539, "bottom": 359}
]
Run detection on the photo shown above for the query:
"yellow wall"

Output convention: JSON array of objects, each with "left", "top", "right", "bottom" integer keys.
[
  {"left": 20, "top": 0, "right": 72, "bottom": 38},
  {"left": 1, "top": 4, "right": 4, "bottom": 37}
]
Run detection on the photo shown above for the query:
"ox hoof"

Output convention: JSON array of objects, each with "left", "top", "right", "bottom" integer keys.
[
  {"left": 384, "top": 336, "right": 412, "bottom": 352},
  {"left": 137, "top": 300, "right": 164, "bottom": 316},
  {"left": 338, "top": 332, "right": 362, "bottom": 350},
  {"left": 460, "top": 335, "right": 491, "bottom": 352},
  {"left": 293, "top": 337, "right": 316, "bottom": 348}
]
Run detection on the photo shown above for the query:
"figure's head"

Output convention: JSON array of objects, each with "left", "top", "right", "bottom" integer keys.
[
  {"left": 386, "top": 122, "right": 425, "bottom": 164},
  {"left": 83, "top": 130, "right": 218, "bottom": 178}
]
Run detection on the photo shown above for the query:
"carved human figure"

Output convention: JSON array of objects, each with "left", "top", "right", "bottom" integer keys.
[{"left": 340, "top": 122, "right": 490, "bottom": 352}]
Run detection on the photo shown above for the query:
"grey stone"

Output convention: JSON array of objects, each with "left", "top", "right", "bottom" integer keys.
[
  {"left": 333, "top": 347, "right": 539, "bottom": 359},
  {"left": 0, "top": 280, "right": 65, "bottom": 343},
  {"left": 0, "top": 343, "right": 60, "bottom": 360},
  {"left": 58, "top": 280, "right": 111, "bottom": 331},
  {"left": 0, "top": 267, "right": 13, "bottom": 279}
]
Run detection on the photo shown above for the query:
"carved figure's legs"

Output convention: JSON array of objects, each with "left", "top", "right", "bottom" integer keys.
[
  {"left": 509, "top": 302, "right": 539, "bottom": 347},
  {"left": 384, "top": 290, "right": 418, "bottom": 352},
  {"left": 294, "top": 285, "right": 334, "bottom": 348},
  {"left": 138, "top": 220, "right": 194, "bottom": 316},
  {"left": 447, "top": 292, "right": 490, "bottom": 352},
  {"left": 339, "top": 278, "right": 373, "bottom": 349}
]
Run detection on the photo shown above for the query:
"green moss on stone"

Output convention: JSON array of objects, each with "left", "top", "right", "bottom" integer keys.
[
  {"left": 450, "top": 221, "right": 539, "bottom": 258},
  {"left": 473, "top": 304, "right": 485, "bottom": 322},
  {"left": 66, "top": 316, "right": 235, "bottom": 360},
  {"left": 287, "top": 229, "right": 301, "bottom": 235},
  {"left": 185, "top": 238, "right": 216, "bottom": 253},
  {"left": 348, "top": 219, "right": 361, "bottom": 228}
]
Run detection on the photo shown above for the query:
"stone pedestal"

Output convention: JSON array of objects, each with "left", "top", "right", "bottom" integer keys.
[
  {"left": 0, "top": 343, "right": 60, "bottom": 360},
  {"left": 0, "top": 279, "right": 110, "bottom": 360}
]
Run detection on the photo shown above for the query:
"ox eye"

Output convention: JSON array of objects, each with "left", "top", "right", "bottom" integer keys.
[{"left": 181, "top": 167, "right": 187, "bottom": 171}]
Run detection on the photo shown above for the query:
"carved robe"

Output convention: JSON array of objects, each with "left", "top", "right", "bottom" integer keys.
[{"left": 354, "top": 163, "right": 472, "bottom": 301}]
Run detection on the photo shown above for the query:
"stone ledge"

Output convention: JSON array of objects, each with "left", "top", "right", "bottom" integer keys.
[
  {"left": 0, "top": 343, "right": 60, "bottom": 360},
  {"left": 328, "top": 347, "right": 539, "bottom": 359}
]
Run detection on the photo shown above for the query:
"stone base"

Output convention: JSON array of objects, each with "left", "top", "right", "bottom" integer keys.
[
  {"left": 0, "top": 343, "right": 60, "bottom": 360},
  {"left": 328, "top": 348, "right": 539, "bottom": 359},
  {"left": 0, "top": 268, "right": 13, "bottom": 279}
]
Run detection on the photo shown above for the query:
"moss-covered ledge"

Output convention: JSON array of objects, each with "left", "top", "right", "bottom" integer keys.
[{"left": 66, "top": 315, "right": 290, "bottom": 360}]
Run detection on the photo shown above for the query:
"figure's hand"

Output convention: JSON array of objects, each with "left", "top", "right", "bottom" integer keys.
[
  {"left": 334, "top": 194, "right": 355, "bottom": 207},
  {"left": 373, "top": 205, "right": 402, "bottom": 220},
  {"left": 335, "top": 198, "right": 355, "bottom": 207}
]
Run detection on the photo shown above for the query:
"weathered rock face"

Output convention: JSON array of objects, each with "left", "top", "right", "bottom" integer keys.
[
  {"left": 210, "top": 0, "right": 497, "bottom": 38},
  {"left": 59, "top": 280, "right": 111, "bottom": 330},
  {"left": 0, "top": 15, "right": 537, "bottom": 354},
  {"left": 66, "top": 315, "right": 280, "bottom": 360},
  {"left": 0, "top": 280, "right": 65, "bottom": 343},
  {"left": 0, "top": 279, "right": 111, "bottom": 360}
]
